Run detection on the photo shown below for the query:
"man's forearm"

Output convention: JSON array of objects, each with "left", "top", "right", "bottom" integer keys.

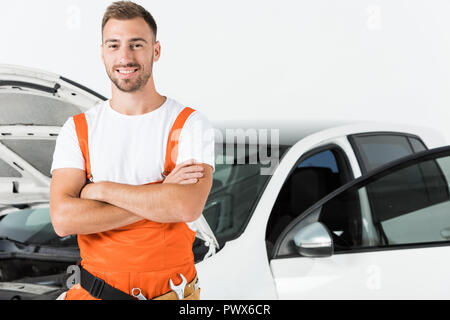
[
  {"left": 51, "top": 196, "right": 143, "bottom": 237},
  {"left": 92, "top": 182, "right": 199, "bottom": 223}
]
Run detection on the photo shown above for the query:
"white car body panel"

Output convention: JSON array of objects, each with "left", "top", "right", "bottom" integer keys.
[{"left": 270, "top": 246, "right": 450, "bottom": 299}]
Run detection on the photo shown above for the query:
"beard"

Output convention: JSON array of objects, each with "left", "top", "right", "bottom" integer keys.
[{"left": 107, "top": 57, "right": 154, "bottom": 93}]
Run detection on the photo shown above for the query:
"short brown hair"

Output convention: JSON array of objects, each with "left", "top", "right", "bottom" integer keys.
[{"left": 102, "top": 1, "right": 158, "bottom": 41}]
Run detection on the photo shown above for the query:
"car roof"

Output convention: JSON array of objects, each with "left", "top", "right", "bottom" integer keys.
[
  {"left": 212, "top": 119, "right": 442, "bottom": 146},
  {"left": 212, "top": 119, "right": 358, "bottom": 146}
]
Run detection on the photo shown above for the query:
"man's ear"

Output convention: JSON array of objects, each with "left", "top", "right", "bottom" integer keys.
[{"left": 153, "top": 41, "right": 161, "bottom": 62}]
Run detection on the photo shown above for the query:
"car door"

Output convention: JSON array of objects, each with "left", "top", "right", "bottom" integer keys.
[
  {"left": 265, "top": 144, "right": 354, "bottom": 256},
  {"left": 269, "top": 145, "right": 450, "bottom": 299}
]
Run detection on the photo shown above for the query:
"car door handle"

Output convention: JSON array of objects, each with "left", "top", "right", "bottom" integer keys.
[{"left": 440, "top": 227, "right": 450, "bottom": 240}]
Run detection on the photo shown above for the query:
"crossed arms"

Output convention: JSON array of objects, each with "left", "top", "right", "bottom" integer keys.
[{"left": 50, "top": 160, "right": 213, "bottom": 237}]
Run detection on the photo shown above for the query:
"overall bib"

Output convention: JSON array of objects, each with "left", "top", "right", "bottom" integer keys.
[{"left": 64, "top": 107, "right": 199, "bottom": 300}]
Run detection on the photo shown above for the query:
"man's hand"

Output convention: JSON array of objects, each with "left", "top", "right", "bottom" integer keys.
[
  {"left": 163, "top": 159, "right": 205, "bottom": 185},
  {"left": 80, "top": 182, "right": 103, "bottom": 201}
]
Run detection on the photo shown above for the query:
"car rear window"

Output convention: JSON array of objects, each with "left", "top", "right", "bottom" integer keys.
[{"left": 349, "top": 134, "right": 428, "bottom": 174}]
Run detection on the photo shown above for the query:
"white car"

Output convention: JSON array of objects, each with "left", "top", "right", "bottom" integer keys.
[
  {"left": 0, "top": 64, "right": 449, "bottom": 300},
  {"left": 199, "top": 125, "right": 450, "bottom": 300}
]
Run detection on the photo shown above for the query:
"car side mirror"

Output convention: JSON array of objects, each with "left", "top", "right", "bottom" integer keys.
[{"left": 293, "top": 222, "right": 334, "bottom": 257}]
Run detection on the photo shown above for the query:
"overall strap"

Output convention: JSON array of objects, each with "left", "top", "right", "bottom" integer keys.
[
  {"left": 73, "top": 113, "right": 93, "bottom": 182},
  {"left": 163, "top": 107, "right": 196, "bottom": 177}
]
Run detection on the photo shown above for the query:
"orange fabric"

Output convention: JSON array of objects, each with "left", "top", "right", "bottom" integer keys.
[
  {"left": 73, "top": 113, "right": 92, "bottom": 181},
  {"left": 163, "top": 107, "right": 196, "bottom": 176},
  {"left": 67, "top": 107, "right": 198, "bottom": 300}
]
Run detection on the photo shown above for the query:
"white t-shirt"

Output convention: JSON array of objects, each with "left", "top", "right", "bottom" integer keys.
[{"left": 50, "top": 97, "right": 215, "bottom": 184}]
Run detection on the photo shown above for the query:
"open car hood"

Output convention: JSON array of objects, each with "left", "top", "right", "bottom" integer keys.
[{"left": 0, "top": 64, "right": 106, "bottom": 205}]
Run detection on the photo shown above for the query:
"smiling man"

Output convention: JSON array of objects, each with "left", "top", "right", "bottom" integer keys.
[{"left": 49, "top": 1, "right": 215, "bottom": 300}]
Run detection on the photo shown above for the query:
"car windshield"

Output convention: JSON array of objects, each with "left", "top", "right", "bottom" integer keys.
[
  {"left": 0, "top": 143, "right": 289, "bottom": 248},
  {"left": 0, "top": 206, "right": 63, "bottom": 245},
  {"left": 203, "top": 144, "right": 289, "bottom": 244}
]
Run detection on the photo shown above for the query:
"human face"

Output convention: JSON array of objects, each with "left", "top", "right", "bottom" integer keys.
[{"left": 101, "top": 17, "right": 160, "bottom": 93}]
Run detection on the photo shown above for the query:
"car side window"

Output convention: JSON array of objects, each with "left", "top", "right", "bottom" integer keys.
[
  {"left": 318, "top": 152, "right": 450, "bottom": 252},
  {"left": 350, "top": 134, "right": 427, "bottom": 174},
  {"left": 274, "top": 148, "right": 450, "bottom": 258},
  {"left": 266, "top": 146, "right": 353, "bottom": 255},
  {"left": 409, "top": 137, "right": 427, "bottom": 153},
  {"left": 369, "top": 156, "right": 450, "bottom": 245}
]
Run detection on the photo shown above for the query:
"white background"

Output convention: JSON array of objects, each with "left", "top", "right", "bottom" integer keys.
[{"left": 1, "top": 0, "right": 449, "bottom": 141}]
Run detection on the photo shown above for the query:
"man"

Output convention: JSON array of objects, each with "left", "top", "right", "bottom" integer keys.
[{"left": 50, "top": 1, "right": 215, "bottom": 300}]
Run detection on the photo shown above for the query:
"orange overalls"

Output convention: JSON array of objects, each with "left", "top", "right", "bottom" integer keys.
[{"left": 65, "top": 107, "right": 198, "bottom": 300}]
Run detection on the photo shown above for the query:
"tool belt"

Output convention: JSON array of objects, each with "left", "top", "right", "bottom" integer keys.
[{"left": 79, "top": 266, "right": 200, "bottom": 300}]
